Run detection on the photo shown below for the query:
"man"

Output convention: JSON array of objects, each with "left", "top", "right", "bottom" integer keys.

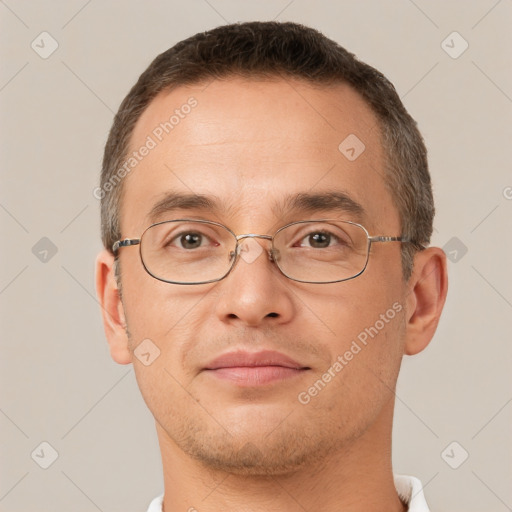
[{"left": 96, "top": 21, "right": 447, "bottom": 511}]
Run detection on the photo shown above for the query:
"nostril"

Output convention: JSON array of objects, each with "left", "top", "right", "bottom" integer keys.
[{"left": 267, "top": 312, "right": 279, "bottom": 318}]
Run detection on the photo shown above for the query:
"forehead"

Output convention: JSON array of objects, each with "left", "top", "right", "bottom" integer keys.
[{"left": 122, "top": 77, "right": 399, "bottom": 234}]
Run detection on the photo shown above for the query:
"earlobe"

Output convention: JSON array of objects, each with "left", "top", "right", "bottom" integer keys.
[
  {"left": 404, "top": 247, "right": 448, "bottom": 356},
  {"left": 95, "top": 250, "right": 132, "bottom": 365}
]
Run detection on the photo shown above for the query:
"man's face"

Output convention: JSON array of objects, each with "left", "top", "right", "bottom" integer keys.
[{"left": 117, "top": 78, "right": 408, "bottom": 474}]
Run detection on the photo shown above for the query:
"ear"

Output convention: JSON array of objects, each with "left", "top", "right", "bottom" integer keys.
[
  {"left": 403, "top": 247, "right": 448, "bottom": 356},
  {"left": 95, "top": 250, "right": 132, "bottom": 365}
]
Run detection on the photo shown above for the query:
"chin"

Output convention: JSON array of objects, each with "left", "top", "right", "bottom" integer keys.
[
  {"left": 187, "top": 440, "right": 315, "bottom": 476},
  {"left": 165, "top": 413, "right": 344, "bottom": 477}
]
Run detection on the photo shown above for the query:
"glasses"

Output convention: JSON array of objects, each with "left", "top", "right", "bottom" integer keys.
[{"left": 112, "top": 219, "right": 411, "bottom": 285}]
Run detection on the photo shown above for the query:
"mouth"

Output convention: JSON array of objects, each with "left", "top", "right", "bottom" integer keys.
[{"left": 203, "top": 350, "right": 310, "bottom": 386}]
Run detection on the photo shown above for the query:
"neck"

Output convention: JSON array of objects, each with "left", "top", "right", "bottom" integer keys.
[{"left": 156, "top": 398, "right": 406, "bottom": 512}]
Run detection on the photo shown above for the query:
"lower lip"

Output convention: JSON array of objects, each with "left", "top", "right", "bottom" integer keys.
[{"left": 205, "top": 366, "right": 307, "bottom": 386}]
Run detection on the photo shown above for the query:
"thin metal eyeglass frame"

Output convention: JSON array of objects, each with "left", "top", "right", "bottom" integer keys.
[{"left": 112, "top": 219, "right": 413, "bottom": 285}]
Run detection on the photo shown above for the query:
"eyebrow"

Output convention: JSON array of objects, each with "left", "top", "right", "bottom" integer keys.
[
  {"left": 146, "top": 191, "right": 366, "bottom": 225},
  {"left": 278, "top": 191, "right": 366, "bottom": 221},
  {"left": 147, "top": 193, "right": 219, "bottom": 224}
]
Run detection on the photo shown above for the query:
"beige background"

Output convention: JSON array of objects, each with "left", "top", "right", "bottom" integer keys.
[{"left": 1, "top": 1, "right": 511, "bottom": 511}]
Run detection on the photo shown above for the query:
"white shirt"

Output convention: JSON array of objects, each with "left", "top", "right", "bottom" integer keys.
[{"left": 146, "top": 474, "right": 430, "bottom": 511}]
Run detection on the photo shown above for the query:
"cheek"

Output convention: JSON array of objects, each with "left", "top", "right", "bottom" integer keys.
[
  {"left": 131, "top": 356, "right": 188, "bottom": 436},
  {"left": 120, "top": 252, "right": 203, "bottom": 341},
  {"left": 299, "top": 275, "right": 406, "bottom": 403},
  {"left": 307, "top": 266, "right": 404, "bottom": 340},
  {"left": 299, "top": 304, "right": 405, "bottom": 434}
]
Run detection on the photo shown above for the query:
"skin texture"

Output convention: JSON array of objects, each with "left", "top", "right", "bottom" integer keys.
[{"left": 96, "top": 78, "right": 448, "bottom": 511}]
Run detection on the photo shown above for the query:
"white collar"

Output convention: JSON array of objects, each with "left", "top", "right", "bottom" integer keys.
[
  {"left": 147, "top": 474, "right": 430, "bottom": 511},
  {"left": 394, "top": 474, "right": 431, "bottom": 511}
]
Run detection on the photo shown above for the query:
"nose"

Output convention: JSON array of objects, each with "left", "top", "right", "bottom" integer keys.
[{"left": 214, "top": 237, "right": 295, "bottom": 327}]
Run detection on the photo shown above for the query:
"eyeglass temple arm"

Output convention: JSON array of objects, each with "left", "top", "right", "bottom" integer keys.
[
  {"left": 112, "top": 238, "right": 140, "bottom": 253},
  {"left": 369, "top": 235, "right": 427, "bottom": 249},
  {"left": 369, "top": 235, "right": 407, "bottom": 242}
]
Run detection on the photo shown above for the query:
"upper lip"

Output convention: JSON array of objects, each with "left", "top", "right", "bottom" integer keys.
[{"left": 204, "top": 350, "right": 308, "bottom": 370}]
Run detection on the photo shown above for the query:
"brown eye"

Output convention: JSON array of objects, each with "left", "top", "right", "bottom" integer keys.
[
  {"left": 308, "top": 232, "right": 331, "bottom": 248},
  {"left": 178, "top": 232, "right": 203, "bottom": 249}
]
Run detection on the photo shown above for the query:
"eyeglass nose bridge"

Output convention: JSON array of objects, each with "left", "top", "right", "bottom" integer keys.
[{"left": 231, "top": 233, "right": 277, "bottom": 263}]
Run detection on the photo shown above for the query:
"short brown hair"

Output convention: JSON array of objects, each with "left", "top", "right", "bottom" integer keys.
[{"left": 100, "top": 21, "right": 432, "bottom": 279}]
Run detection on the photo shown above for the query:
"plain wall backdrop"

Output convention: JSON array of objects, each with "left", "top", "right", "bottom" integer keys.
[{"left": 1, "top": 1, "right": 511, "bottom": 511}]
